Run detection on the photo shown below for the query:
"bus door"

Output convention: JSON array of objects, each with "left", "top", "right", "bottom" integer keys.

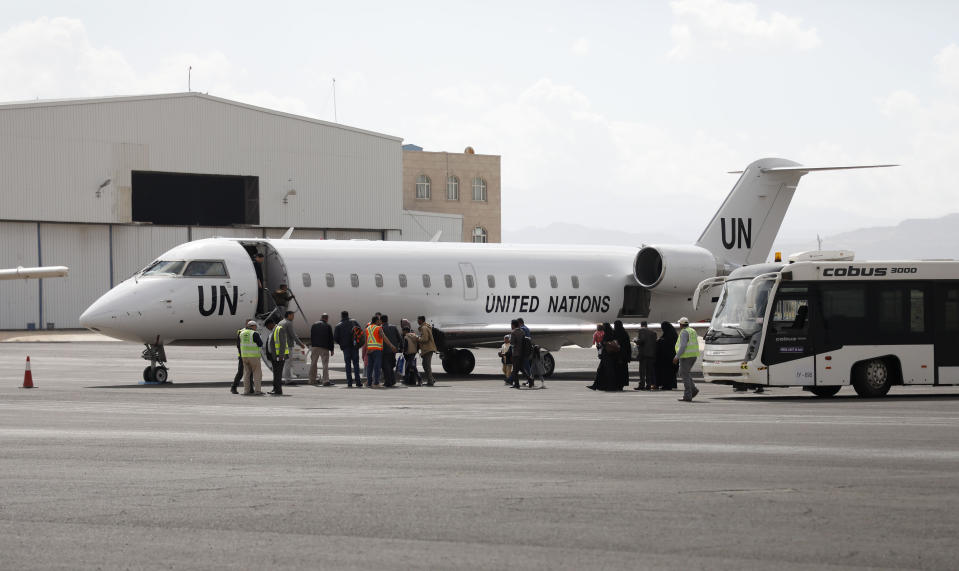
[
  {"left": 761, "top": 285, "right": 816, "bottom": 386},
  {"left": 934, "top": 283, "right": 959, "bottom": 384}
]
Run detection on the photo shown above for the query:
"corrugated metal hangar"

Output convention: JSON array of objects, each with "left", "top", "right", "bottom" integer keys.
[{"left": 0, "top": 92, "right": 463, "bottom": 329}]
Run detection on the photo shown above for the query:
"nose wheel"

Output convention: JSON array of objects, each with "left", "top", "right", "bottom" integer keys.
[{"left": 141, "top": 342, "right": 170, "bottom": 383}]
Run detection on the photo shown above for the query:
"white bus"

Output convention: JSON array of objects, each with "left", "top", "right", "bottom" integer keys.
[{"left": 700, "top": 260, "right": 959, "bottom": 397}]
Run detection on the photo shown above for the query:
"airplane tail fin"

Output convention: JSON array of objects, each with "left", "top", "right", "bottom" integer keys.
[{"left": 695, "top": 158, "right": 896, "bottom": 268}]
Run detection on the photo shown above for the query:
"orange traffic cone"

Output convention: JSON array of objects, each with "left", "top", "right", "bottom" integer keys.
[{"left": 22, "top": 356, "right": 34, "bottom": 389}]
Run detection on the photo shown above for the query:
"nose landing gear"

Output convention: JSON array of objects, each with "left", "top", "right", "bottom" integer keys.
[{"left": 141, "top": 343, "right": 170, "bottom": 383}]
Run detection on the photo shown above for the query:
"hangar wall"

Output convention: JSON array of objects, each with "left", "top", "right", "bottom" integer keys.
[{"left": 0, "top": 93, "right": 404, "bottom": 232}]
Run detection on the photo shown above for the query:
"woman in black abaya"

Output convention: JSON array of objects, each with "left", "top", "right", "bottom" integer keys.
[
  {"left": 655, "top": 321, "right": 679, "bottom": 390},
  {"left": 587, "top": 323, "right": 621, "bottom": 391}
]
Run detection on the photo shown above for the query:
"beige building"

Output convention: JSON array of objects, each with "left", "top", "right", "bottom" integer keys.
[{"left": 402, "top": 147, "right": 501, "bottom": 243}]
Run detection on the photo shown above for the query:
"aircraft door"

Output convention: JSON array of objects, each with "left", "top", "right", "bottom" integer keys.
[
  {"left": 458, "top": 262, "right": 478, "bottom": 301},
  {"left": 241, "top": 241, "right": 290, "bottom": 318}
]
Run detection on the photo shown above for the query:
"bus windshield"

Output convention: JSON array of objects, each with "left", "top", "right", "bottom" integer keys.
[{"left": 707, "top": 278, "right": 774, "bottom": 342}]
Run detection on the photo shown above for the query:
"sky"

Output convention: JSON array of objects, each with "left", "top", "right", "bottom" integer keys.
[{"left": 2, "top": 1, "right": 958, "bottom": 245}]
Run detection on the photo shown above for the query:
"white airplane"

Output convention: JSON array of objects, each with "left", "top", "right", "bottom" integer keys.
[{"left": 79, "top": 158, "right": 893, "bottom": 382}]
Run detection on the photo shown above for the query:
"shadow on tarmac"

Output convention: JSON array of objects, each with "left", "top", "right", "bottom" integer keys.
[{"left": 712, "top": 392, "right": 959, "bottom": 402}]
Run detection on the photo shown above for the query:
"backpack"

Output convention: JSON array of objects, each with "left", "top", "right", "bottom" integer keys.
[
  {"left": 352, "top": 324, "right": 365, "bottom": 346},
  {"left": 521, "top": 335, "right": 533, "bottom": 358}
]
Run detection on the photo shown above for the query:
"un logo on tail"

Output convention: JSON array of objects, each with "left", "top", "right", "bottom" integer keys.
[{"left": 721, "top": 218, "right": 752, "bottom": 250}]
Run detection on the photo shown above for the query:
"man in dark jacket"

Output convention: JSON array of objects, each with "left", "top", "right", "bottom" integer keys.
[
  {"left": 380, "top": 314, "right": 403, "bottom": 387},
  {"left": 309, "top": 313, "right": 335, "bottom": 386},
  {"left": 333, "top": 310, "right": 363, "bottom": 388},
  {"left": 634, "top": 321, "right": 658, "bottom": 390},
  {"left": 508, "top": 319, "right": 529, "bottom": 389}
]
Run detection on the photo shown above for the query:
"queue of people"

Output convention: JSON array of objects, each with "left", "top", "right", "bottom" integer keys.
[{"left": 232, "top": 307, "right": 700, "bottom": 399}]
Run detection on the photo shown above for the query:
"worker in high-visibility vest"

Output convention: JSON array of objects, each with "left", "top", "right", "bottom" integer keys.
[
  {"left": 238, "top": 320, "right": 265, "bottom": 395},
  {"left": 268, "top": 318, "right": 290, "bottom": 395},
  {"left": 364, "top": 315, "right": 395, "bottom": 388},
  {"left": 673, "top": 317, "right": 700, "bottom": 402}
]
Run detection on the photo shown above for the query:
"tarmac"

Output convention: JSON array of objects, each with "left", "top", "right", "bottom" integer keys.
[{"left": 2, "top": 334, "right": 959, "bottom": 570}]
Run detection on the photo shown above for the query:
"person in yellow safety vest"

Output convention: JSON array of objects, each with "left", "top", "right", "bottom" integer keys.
[
  {"left": 230, "top": 327, "right": 245, "bottom": 394},
  {"left": 268, "top": 318, "right": 289, "bottom": 395},
  {"left": 364, "top": 315, "right": 396, "bottom": 388},
  {"left": 673, "top": 317, "right": 700, "bottom": 402},
  {"left": 238, "top": 320, "right": 265, "bottom": 395}
]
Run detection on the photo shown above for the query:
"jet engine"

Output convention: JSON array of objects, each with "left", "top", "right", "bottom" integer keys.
[{"left": 634, "top": 245, "right": 720, "bottom": 294}]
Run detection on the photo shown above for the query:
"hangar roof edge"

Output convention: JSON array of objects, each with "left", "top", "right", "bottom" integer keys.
[{"left": 0, "top": 91, "right": 403, "bottom": 142}]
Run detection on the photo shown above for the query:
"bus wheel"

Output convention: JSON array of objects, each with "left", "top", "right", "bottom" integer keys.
[
  {"left": 809, "top": 385, "right": 841, "bottom": 398},
  {"left": 852, "top": 359, "right": 891, "bottom": 398}
]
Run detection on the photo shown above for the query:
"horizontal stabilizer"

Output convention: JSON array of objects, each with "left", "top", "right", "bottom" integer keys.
[{"left": 728, "top": 164, "right": 898, "bottom": 174}]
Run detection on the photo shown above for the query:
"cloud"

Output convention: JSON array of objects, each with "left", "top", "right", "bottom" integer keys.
[
  {"left": 0, "top": 16, "right": 315, "bottom": 118},
  {"left": 668, "top": 0, "right": 820, "bottom": 60},
  {"left": 571, "top": 37, "right": 590, "bottom": 56},
  {"left": 935, "top": 43, "right": 959, "bottom": 91}
]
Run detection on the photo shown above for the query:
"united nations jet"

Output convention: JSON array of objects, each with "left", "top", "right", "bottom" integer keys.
[{"left": 79, "top": 158, "right": 893, "bottom": 382}]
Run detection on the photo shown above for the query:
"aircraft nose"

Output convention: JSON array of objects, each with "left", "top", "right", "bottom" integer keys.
[{"left": 79, "top": 297, "right": 116, "bottom": 333}]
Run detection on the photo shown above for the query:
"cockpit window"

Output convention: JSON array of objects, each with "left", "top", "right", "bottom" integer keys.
[
  {"left": 184, "top": 260, "right": 229, "bottom": 277},
  {"left": 141, "top": 260, "right": 185, "bottom": 276}
]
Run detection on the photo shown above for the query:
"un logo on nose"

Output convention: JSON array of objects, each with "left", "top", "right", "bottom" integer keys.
[{"left": 198, "top": 285, "right": 239, "bottom": 316}]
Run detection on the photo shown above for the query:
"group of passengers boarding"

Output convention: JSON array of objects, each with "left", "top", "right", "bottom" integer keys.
[
  {"left": 231, "top": 308, "right": 442, "bottom": 395},
  {"left": 499, "top": 318, "right": 546, "bottom": 389}
]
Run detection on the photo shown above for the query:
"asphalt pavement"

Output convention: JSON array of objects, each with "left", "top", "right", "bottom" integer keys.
[{"left": 1, "top": 338, "right": 958, "bottom": 570}]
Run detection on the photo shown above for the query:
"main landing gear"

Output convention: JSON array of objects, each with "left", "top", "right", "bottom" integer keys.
[
  {"left": 441, "top": 349, "right": 476, "bottom": 375},
  {"left": 141, "top": 343, "right": 170, "bottom": 383}
]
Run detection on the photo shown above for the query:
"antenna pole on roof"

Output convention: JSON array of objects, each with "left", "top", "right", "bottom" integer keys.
[
  {"left": 332, "top": 77, "right": 337, "bottom": 123},
  {"left": 188, "top": 66, "right": 192, "bottom": 92}
]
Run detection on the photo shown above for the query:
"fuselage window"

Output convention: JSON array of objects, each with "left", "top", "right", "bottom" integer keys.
[
  {"left": 528, "top": 275, "right": 537, "bottom": 288},
  {"left": 302, "top": 273, "right": 311, "bottom": 287},
  {"left": 423, "top": 274, "right": 432, "bottom": 288},
  {"left": 444, "top": 274, "right": 453, "bottom": 288},
  {"left": 466, "top": 275, "right": 475, "bottom": 289},
  {"left": 326, "top": 273, "right": 335, "bottom": 287},
  {"left": 571, "top": 275, "right": 580, "bottom": 289},
  {"left": 184, "top": 260, "right": 228, "bottom": 277},
  {"left": 509, "top": 275, "right": 517, "bottom": 288},
  {"left": 550, "top": 275, "right": 558, "bottom": 288},
  {"left": 399, "top": 274, "right": 408, "bottom": 288},
  {"left": 142, "top": 260, "right": 185, "bottom": 276},
  {"left": 375, "top": 273, "right": 384, "bottom": 288},
  {"left": 487, "top": 275, "right": 496, "bottom": 288},
  {"left": 350, "top": 273, "right": 359, "bottom": 288}
]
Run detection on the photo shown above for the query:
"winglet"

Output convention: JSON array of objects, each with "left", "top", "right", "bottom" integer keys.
[{"left": 281, "top": 227, "right": 295, "bottom": 240}]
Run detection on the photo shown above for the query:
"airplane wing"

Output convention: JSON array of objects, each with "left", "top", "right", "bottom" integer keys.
[{"left": 0, "top": 266, "right": 69, "bottom": 280}]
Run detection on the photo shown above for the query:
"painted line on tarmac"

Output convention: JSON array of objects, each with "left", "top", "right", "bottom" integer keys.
[{"left": 1, "top": 427, "right": 958, "bottom": 462}]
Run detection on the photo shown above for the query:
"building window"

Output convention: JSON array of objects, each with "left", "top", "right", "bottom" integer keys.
[
  {"left": 472, "top": 227, "right": 488, "bottom": 243},
  {"left": 325, "top": 273, "right": 335, "bottom": 287},
  {"left": 416, "top": 174, "right": 431, "bottom": 199},
  {"left": 447, "top": 176, "right": 459, "bottom": 200},
  {"left": 472, "top": 177, "right": 487, "bottom": 201},
  {"left": 549, "top": 275, "right": 558, "bottom": 289},
  {"left": 422, "top": 274, "right": 431, "bottom": 288},
  {"left": 350, "top": 273, "right": 359, "bottom": 288},
  {"left": 375, "top": 274, "right": 384, "bottom": 288},
  {"left": 509, "top": 275, "right": 517, "bottom": 288},
  {"left": 571, "top": 275, "right": 580, "bottom": 289},
  {"left": 444, "top": 274, "right": 453, "bottom": 288},
  {"left": 528, "top": 275, "right": 537, "bottom": 288},
  {"left": 487, "top": 275, "right": 496, "bottom": 288},
  {"left": 399, "top": 274, "right": 408, "bottom": 288}
]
